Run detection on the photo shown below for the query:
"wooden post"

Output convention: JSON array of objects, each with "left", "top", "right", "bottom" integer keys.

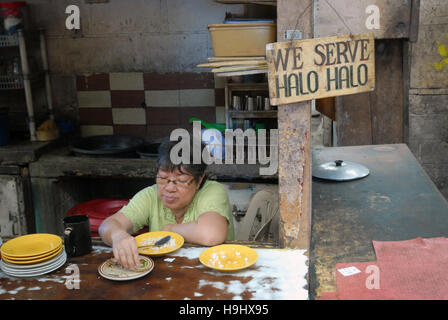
[{"left": 277, "top": 0, "right": 313, "bottom": 249}]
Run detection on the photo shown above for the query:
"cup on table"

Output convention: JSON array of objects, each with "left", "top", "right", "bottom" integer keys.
[{"left": 63, "top": 214, "right": 92, "bottom": 257}]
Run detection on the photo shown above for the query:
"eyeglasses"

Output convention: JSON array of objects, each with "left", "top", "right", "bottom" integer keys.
[{"left": 156, "top": 176, "right": 195, "bottom": 188}]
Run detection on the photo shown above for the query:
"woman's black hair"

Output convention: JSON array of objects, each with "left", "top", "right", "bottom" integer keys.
[{"left": 156, "top": 136, "right": 208, "bottom": 189}]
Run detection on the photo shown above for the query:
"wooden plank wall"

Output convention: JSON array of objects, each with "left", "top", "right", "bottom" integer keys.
[{"left": 336, "top": 39, "right": 404, "bottom": 146}]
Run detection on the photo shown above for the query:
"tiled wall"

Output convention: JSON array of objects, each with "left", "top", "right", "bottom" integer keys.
[{"left": 76, "top": 72, "right": 226, "bottom": 139}]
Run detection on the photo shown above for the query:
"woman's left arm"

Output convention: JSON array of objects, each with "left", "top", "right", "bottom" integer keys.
[{"left": 162, "top": 212, "right": 228, "bottom": 246}]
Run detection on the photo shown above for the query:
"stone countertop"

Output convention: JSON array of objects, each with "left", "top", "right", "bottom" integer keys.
[
  {"left": 0, "top": 140, "right": 55, "bottom": 166},
  {"left": 28, "top": 145, "right": 278, "bottom": 181}
]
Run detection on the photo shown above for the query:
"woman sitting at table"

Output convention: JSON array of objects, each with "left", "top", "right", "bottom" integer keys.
[{"left": 99, "top": 136, "right": 235, "bottom": 270}]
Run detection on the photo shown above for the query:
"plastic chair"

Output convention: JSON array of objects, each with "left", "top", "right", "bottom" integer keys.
[{"left": 235, "top": 189, "right": 279, "bottom": 241}]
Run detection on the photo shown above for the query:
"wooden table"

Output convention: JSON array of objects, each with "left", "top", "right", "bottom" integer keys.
[
  {"left": 310, "top": 144, "right": 448, "bottom": 299},
  {"left": 0, "top": 241, "right": 308, "bottom": 300}
]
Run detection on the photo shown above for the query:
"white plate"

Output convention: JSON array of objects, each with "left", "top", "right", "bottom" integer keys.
[
  {"left": 98, "top": 256, "right": 154, "bottom": 281},
  {"left": 1, "top": 254, "right": 67, "bottom": 278},
  {"left": 0, "top": 252, "right": 66, "bottom": 273},
  {"left": 1, "top": 249, "right": 65, "bottom": 269},
  {"left": 1, "top": 248, "right": 65, "bottom": 268},
  {"left": 0, "top": 252, "right": 67, "bottom": 274}
]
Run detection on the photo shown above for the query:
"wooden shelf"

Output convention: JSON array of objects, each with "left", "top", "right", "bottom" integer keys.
[
  {"left": 227, "top": 82, "right": 268, "bottom": 90},
  {"left": 215, "top": 0, "right": 276, "bottom": 6},
  {"left": 229, "top": 110, "right": 277, "bottom": 119},
  {"left": 0, "top": 34, "right": 19, "bottom": 47},
  {"left": 0, "top": 72, "right": 45, "bottom": 90},
  {"left": 225, "top": 82, "right": 276, "bottom": 128}
]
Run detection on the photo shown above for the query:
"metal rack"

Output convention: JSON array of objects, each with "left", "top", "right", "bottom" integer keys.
[
  {"left": 225, "top": 82, "right": 276, "bottom": 129},
  {"left": 0, "top": 29, "right": 53, "bottom": 141}
]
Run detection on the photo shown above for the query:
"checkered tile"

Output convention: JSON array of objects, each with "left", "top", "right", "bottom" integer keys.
[{"left": 77, "top": 72, "right": 225, "bottom": 138}]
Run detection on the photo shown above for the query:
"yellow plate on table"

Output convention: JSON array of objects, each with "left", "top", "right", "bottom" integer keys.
[
  {"left": 0, "top": 233, "right": 63, "bottom": 258},
  {"left": 2, "top": 246, "right": 63, "bottom": 265},
  {"left": 2, "top": 243, "right": 62, "bottom": 261},
  {"left": 199, "top": 244, "right": 258, "bottom": 271},
  {"left": 135, "top": 231, "right": 184, "bottom": 256}
]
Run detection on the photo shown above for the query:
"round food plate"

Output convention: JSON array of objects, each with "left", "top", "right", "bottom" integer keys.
[
  {"left": 1, "top": 243, "right": 62, "bottom": 261},
  {"left": 0, "top": 251, "right": 66, "bottom": 272},
  {"left": 0, "top": 254, "right": 67, "bottom": 278},
  {"left": 98, "top": 256, "right": 154, "bottom": 281},
  {"left": 135, "top": 231, "right": 184, "bottom": 256},
  {"left": 0, "top": 252, "right": 66, "bottom": 271},
  {"left": 199, "top": 244, "right": 258, "bottom": 271},
  {"left": 1, "top": 233, "right": 63, "bottom": 258},
  {"left": 1, "top": 246, "right": 63, "bottom": 265},
  {"left": 1, "top": 249, "right": 65, "bottom": 269}
]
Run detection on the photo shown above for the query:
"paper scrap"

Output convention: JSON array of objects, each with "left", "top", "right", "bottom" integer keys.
[{"left": 337, "top": 266, "right": 362, "bottom": 277}]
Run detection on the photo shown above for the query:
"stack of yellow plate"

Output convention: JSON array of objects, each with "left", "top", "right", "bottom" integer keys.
[{"left": 0, "top": 233, "right": 66, "bottom": 278}]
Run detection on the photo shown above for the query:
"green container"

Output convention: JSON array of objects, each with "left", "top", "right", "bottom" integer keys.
[{"left": 189, "top": 117, "right": 226, "bottom": 133}]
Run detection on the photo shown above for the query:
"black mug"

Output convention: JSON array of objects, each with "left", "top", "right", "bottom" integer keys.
[{"left": 63, "top": 214, "right": 92, "bottom": 257}]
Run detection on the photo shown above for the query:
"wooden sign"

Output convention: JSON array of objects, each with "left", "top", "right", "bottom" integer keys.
[{"left": 266, "top": 33, "right": 375, "bottom": 106}]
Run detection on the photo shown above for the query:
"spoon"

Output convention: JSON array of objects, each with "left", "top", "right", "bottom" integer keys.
[{"left": 138, "top": 235, "right": 172, "bottom": 249}]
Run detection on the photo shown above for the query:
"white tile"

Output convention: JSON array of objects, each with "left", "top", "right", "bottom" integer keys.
[
  {"left": 80, "top": 125, "right": 113, "bottom": 137},
  {"left": 77, "top": 91, "right": 111, "bottom": 108},
  {"left": 110, "top": 72, "right": 144, "bottom": 90},
  {"left": 145, "top": 90, "right": 180, "bottom": 107},
  {"left": 179, "top": 89, "right": 215, "bottom": 107},
  {"left": 112, "top": 108, "right": 147, "bottom": 125}
]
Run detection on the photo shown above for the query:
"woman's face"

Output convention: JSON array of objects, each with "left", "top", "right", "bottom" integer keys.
[{"left": 156, "top": 167, "right": 203, "bottom": 216}]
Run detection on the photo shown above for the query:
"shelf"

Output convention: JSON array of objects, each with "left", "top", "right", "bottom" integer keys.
[
  {"left": 229, "top": 110, "right": 277, "bottom": 119},
  {"left": 227, "top": 82, "right": 268, "bottom": 90},
  {"left": 215, "top": 0, "right": 276, "bottom": 5},
  {"left": 215, "top": 69, "right": 268, "bottom": 77},
  {"left": 225, "top": 81, "right": 276, "bottom": 130},
  {"left": 0, "top": 75, "right": 23, "bottom": 90},
  {"left": 0, "top": 34, "right": 19, "bottom": 47},
  {"left": 0, "top": 73, "right": 44, "bottom": 90}
]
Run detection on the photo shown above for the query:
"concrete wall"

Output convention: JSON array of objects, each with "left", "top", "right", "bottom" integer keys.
[
  {"left": 408, "top": 0, "right": 448, "bottom": 200},
  {"left": 34, "top": 0, "right": 242, "bottom": 116},
  {"left": 27, "top": 0, "right": 244, "bottom": 73},
  {"left": 2, "top": 0, "right": 245, "bottom": 132}
]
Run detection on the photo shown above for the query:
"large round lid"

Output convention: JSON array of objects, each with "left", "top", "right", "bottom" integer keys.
[
  {"left": 70, "top": 135, "right": 143, "bottom": 156},
  {"left": 312, "top": 160, "right": 370, "bottom": 181}
]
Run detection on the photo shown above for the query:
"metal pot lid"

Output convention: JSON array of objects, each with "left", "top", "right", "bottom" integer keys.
[{"left": 312, "top": 160, "right": 370, "bottom": 181}]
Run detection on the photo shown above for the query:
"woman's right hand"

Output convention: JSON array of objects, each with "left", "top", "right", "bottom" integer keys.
[{"left": 111, "top": 230, "right": 140, "bottom": 270}]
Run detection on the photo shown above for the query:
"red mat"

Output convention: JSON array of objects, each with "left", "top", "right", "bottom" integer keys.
[{"left": 318, "top": 237, "right": 448, "bottom": 300}]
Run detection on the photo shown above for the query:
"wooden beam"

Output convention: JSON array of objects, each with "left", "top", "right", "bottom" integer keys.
[
  {"left": 277, "top": 0, "right": 312, "bottom": 250},
  {"left": 409, "top": 0, "right": 420, "bottom": 43}
]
